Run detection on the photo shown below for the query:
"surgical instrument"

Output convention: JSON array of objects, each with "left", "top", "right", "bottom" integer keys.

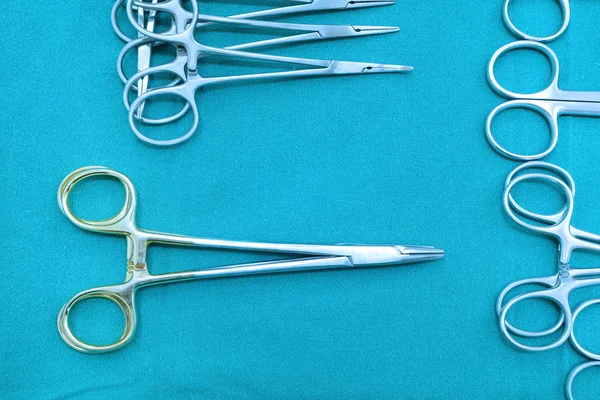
[
  {"left": 118, "top": 16, "right": 399, "bottom": 89},
  {"left": 127, "top": 55, "right": 411, "bottom": 146},
  {"left": 503, "top": 0, "right": 570, "bottom": 42},
  {"left": 497, "top": 163, "right": 600, "bottom": 398},
  {"left": 486, "top": 41, "right": 600, "bottom": 161},
  {"left": 135, "top": 0, "right": 157, "bottom": 118},
  {"left": 112, "top": 0, "right": 396, "bottom": 43},
  {"left": 566, "top": 361, "right": 600, "bottom": 400},
  {"left": 57, "top": 166, "right": 444, "bottom": 354},
  {"left": 498, "top": 163, "right": 600, "bottom": 351},
  {"left": 122, "top": 0, "right": 411, "bottom": 145}
]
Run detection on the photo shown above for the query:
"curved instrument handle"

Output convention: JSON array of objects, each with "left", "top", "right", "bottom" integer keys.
[
  {"left": 496, "top": 274, "right": 564, "bottom": 337},
  {"left": 488, "top": 41, "right": 561, "bottom": 100},
  {"left": 117, "top": 34, "right": 180, "bottom": 88},
  {"left": 503, "top": 173, "right": 574, "bottom": 237},
  {"left": 505, "top": 161, "right": 575, "bottom": 224},
  {"left": 57, "top": 166, "right": 138, "bottom": 235},
  {"left": 499, "top": 288, "right": 572, "bottom": 352},
  {"left": 565, "top": 360, "right": 600, "bottom": 400},
  {"left": 126, "top": 0, "right": 197, "bottom": 43},
  {"left": 486, "top": 100, "right": 559, "bottom": 161},
  {"left": 503, "top": 0, "right": 570, "bottom": 42},
  {"left": 504, "top": 173, "right": 600, "bottom": 263},
  {"left": 112, "top": 0, "right": 165, "bottom": 43},
  {"left": 118, "top": 36, "right": 152, "bottom": 87},
  {"left": 112, "top": 0, "right": 132, "bottom": 43},
  {"left": 123, "top": 56, "right": 189, "bottom": 125},
  {"left": 570, "top": 298, "right": 600, "bottom": 360},
  {"left": 128, "top": 85, "right": 199, "bottom": 146},
  {"left": 57, "top": 285, "right": 136, "bottom": 354}
]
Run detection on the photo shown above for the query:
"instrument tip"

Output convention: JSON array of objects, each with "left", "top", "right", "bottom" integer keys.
[
  {"left": 346, "top": 0, "right": 396, "bottom": 9},
  {"left": 364, "top": 64, "right": 414, "bottom": 73},
  {"left": 396, "top": 246, "right": 445, "bottom": 262},
  {"left": 352, "top": 25, "right": 400, "bottom": 35}
]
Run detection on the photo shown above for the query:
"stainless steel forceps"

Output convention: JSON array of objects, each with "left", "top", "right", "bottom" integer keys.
[
  {"left": 57, "top": 166, "right": 444, "bottom": 354},
  {"left": 122, "top": 0, "right": 411, "bottom": 146},
  {"left": 498, "top": 162, "right": 600, "bottom": 351},
  {"left": 115, "top": 0, "right": 392, "bottom": 93},
  {"left": 118, "top": 16, "right": 399, "bottom": 89},
  {"left": 112, "top": 0, "right": 395, "bottom": 42},
  {"left": 497, "top": 162, "right": 600, "bottom": 399},
  {"left": 127, "top": 56, "right": 410, "bottom": 146}
]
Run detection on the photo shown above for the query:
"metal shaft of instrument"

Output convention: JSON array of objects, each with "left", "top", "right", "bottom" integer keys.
[
  {"left": 137, "top": 256, "right": 354, "bottom": 288},
  {"left": 136, "top": 0, "right": 157, "bottom": 118}
]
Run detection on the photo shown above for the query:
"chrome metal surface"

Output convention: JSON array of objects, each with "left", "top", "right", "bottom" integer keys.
[
  {"left": 111, "top": 0, "right": 396, "bottom": 43},
  {"left": 566, "top": 361, "right": 600, "bottom": 400},
  {"left": 503, "top": 0, "right": 570, "bottom": 42},
  {"left": 497, "top": 163, "right": 600, "bottom": 399},
  {"left": 486, "top": 41, "right": 600, "bottom": 161},
  {"left": 121, "top": 0, "right": 411, "bottom": 146},
  {"left": 57, "top": 166, "right": 443, "bottom": 353}
]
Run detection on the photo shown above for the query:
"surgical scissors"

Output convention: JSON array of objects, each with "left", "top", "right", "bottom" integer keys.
[
  {"left": 57, "top": 166, "right": 444, "bottom": 354},
  {"left": 486, "top": 41, "right": 600, "bottom": 161},
  {"left": 112, "top": 0, "right": 396, "bottom": 43},
  {"left": 503, "top": 0, "right": 570, "bottom": 42}
]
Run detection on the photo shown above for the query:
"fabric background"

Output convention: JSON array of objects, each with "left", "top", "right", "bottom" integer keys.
[{"left": 1, "top": 1, "right": 600, "bottom": 399}]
